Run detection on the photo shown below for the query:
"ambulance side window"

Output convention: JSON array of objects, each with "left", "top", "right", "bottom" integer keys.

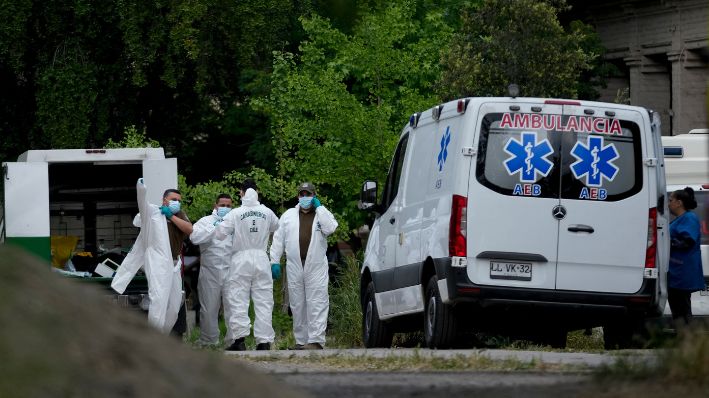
[{"left": 381, "top": 134, "right": 410, "bottom": 212}]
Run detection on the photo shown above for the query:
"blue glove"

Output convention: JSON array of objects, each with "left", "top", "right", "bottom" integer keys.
[
  {"left": 271, "top": 263, "right": 281, "bottom": 280},
  {"left": 312, "top": 197, "right": 321, "bottom": 209},
  {"left": 159, "top": 206, "right": 173, "bottom": 218}
]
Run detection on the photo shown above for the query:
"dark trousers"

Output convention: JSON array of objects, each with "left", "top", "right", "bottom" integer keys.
[
  {"left": 668, "top": 287, "right": 693, "bottom": 326},
  {"left": 170, "top": 303, "right": 187, "bottom": 338}
]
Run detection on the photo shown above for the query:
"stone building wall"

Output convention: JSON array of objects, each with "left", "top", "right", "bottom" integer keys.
[{"left": 575, "top": 0, "right": 708, "bottom": 135}]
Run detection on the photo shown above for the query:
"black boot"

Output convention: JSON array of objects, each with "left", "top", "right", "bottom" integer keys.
[
  {"left": 256, "top": 342, "right": 271, "bottom": 351},
  {"left": 225, "top": 338, "right": 246, "bottom": 351}
]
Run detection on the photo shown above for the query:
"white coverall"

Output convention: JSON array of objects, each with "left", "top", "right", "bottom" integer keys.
[
  {"left": 190, "top": 210, "right": 233, "bottom": 345},
  {"left": 112, "top": 179, "right": 182, "bottom": 334},
  {"left": 216, "top": 189, "right": 279, "bottom": 344},
  {"left": 269, "top": 203, "right": 338, "bottom": 346}
]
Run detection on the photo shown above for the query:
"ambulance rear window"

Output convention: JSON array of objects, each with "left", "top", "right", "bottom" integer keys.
[{"left": 476, "top": 112, "right": 642, "bottom": 202}]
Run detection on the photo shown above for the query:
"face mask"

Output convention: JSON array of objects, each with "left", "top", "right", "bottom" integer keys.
[
  {"left": 299, "top": 196, "right": 313, "bottom": 209},
  {"left": 168, "top": 200, "right": 181, "bottom": 214},
  {"left": 216, "top": 207, "right": 231, "bottom": 218}
]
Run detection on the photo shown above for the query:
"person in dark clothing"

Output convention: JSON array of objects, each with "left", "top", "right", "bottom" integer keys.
[{"left": 161, "top": 189, "right": 193, "bottom": 338}]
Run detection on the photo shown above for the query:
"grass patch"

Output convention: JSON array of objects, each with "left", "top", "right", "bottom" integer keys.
[
  {"left": 327, "top": 255, "right": 363, "bottom": 348},
  {"left": 593, "top": 327, "right": 709, "bottom": 392},
  {"left": 566, "top": 328, "right": 604, "bottom": 352}
]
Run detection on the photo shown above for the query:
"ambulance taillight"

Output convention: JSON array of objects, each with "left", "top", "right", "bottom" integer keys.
[
  {"left": 449, "top": 195, "right": 468, "bottom": 257},
  {"left": 644, "top": 207, "right": 658, "bottom": 269}
]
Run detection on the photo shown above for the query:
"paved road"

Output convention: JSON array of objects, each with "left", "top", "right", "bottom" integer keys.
[{"left": 225, "top": 348, "right": 649, "bottom": 398}]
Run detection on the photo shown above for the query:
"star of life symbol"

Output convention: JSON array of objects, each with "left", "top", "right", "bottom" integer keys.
[
  {"left": 570, "top": 135, "right": 619, "bottom": 187},
  {"left": 503, "top": 132, "right": 554, "bottom": 182},
  {"left": 437, "top": 126, "right": 451, "bottom": 172}
]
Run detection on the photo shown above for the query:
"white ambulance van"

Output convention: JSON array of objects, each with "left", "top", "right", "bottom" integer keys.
[
  {"left": 359, "top": 97, "right": 669, "bottom": 349},
  {"left": 661, "top": 130, "right": 709, "bottom": 319}
]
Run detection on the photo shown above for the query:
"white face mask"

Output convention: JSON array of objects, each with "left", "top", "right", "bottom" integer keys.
[
  {"left": 168, "top": 200, "right": 181, "bottom": 214},
  {"left": 299, "top": 196, "right": 313, "bottom": 209},
  {"left": 216, "top": 207, "right": 231, "bottom": 218}
]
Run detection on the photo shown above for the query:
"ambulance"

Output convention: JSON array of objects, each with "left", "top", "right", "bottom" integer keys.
[
  {"left": 359, "top": 95, "right": 669, "bottom": 349},
  {"left": 661, "top": 130, "right": 709, "bottom": 319}
]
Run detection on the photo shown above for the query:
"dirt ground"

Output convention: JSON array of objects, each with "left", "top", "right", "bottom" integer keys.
[{"left": 0, "top": 246, "right": 309, "bottom": 398}]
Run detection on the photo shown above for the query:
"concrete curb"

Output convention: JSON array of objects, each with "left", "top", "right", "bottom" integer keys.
[{"left": 225, "top": 347, "right": 653, "bottom": 368}]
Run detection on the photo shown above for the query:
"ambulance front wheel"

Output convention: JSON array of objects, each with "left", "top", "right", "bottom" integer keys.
[
  {"left": 424, "top": 275, "right": 458, "bottom": 349},
  {"left": 362, "top": 282, "right": 393, "bottom": 348}
]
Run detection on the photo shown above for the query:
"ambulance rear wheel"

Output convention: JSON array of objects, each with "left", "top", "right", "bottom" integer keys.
[
  {"left": 424, "top": 275, "right": 457, "bottom": 349},
  {"left": 362, "top": 282, "right": 393, "bottom": 348}
]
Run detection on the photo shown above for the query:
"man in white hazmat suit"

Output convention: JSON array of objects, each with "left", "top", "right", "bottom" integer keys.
[
  {"left": 112, "top": 179, "right": 193, "bottom": 334},
  {"left": 216, "top": 181, "right": 279, "bottom": 351},
  {"left": 189, "top": 193, "right": 234, "bottom": 346},
  {"left": 270, "top": 182, "right": 338, "bottom": 349}
]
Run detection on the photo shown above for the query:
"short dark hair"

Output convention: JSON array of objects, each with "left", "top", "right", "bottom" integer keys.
[
  {"left": 163, "top": 189, "right": 181, "bottom": 199},
  {"left": 216, "top": 193, "right": 232, "bottom": 202},
  {"left": 241, "top": 179, "right": 257, "bottom": 192},
  {"left": 672, "top": 187, "right": 698, "bottom": 210}
]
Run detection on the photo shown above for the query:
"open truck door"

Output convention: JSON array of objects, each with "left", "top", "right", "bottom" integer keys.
[
  {"left": 142, "top": 158, "right": 178, "bottom": 206},
  {"left": 2, "top": 161, "right": 50, "bottom": 262}
]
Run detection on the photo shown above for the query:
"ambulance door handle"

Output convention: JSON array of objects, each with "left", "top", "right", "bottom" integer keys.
[{"left": 568, "top": 224, "right": 594, "bottom": 233}]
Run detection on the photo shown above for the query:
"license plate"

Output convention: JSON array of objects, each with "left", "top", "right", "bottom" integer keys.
[
  {"left": 490, "top": 261, "right": 532, "bottom": 281},
  {"left": 700, "top": 288, "right": 709, "bottom": 297}
]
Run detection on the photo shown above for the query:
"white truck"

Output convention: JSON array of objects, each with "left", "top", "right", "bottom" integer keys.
[{"left": 2, "top": 148, "right": 177, "bottom": 306}]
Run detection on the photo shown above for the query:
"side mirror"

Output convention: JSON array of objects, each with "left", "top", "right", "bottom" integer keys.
[{"left": 358, "top": 180, "right": 378, "bottom": 211}]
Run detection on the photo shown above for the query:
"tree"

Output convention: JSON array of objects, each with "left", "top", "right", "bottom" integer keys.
[
  {"left": 256, "top": 0, "right": 454, "bottom": 235},
  {"left": 438, "top": 0, "right": 600, "bottom": 99},
  {"left": 0, "top": 0, "right": 308, "bottom": 183}
]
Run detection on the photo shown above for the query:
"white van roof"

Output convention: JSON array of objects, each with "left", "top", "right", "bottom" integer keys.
[
  {"left": 662, "top": 133, "right": 709, "bottom": 185},
  {"left": 17, "top": 148, "right": 166, "bottom": 163}
]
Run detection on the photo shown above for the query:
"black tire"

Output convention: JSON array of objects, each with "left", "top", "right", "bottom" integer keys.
[
  {"left": 424, "top": 275, "right": 457, "bottom": 349},
  {"left": 539, "top": 329, "right": 567, "bottom": 349},
  {"left": 603, "top": 317, "right": 646, "bottom": 350},
  {"left": 603, "top": 323, "right": 632, "bottom": 350},
  {"left": 362, "top": 282, "right": 393, "bottom": 348}
]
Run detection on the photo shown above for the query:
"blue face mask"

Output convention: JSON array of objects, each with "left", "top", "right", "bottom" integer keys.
[
  {"left": 299, "top": 196, "right": 313, "bottom": 209},
  {"left": 168, "top": 200, "right": 181, "bottom": 215},
  {"left": 216, "top": 206, "right": 231, "bottom": 218}
]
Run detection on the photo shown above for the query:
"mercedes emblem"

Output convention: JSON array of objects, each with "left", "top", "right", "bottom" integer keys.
[{"left": 552, "top": 205, "right": 567, "bottom": 220}]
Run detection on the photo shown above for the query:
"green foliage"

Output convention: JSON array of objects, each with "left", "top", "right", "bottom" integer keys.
[
  {"left": 327, "top": 255, "right": 364, "bottom": 348},
  {"left": 257, "top": 0, "right": 453, "bottom": 235},
  {"left": 439, "top": 0, "right": 599, "bottom": 99},
  {"left": 36, "top": 50, "right": 98, "bottom": 148},
  {"left": 615, "top": 87, "right": 631, "bottom": 105},
  {"left": 104, "top": 125, "right": 160, "bottom": 148},
  {"left": 0, "top": 0, "right": 32, "bottom": 74},
  {"left": 0, "top": 0, "right": 309, "bottom": 183},
  {"left": 178, "top": 175, "right": 239, "bottom": 220}
]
